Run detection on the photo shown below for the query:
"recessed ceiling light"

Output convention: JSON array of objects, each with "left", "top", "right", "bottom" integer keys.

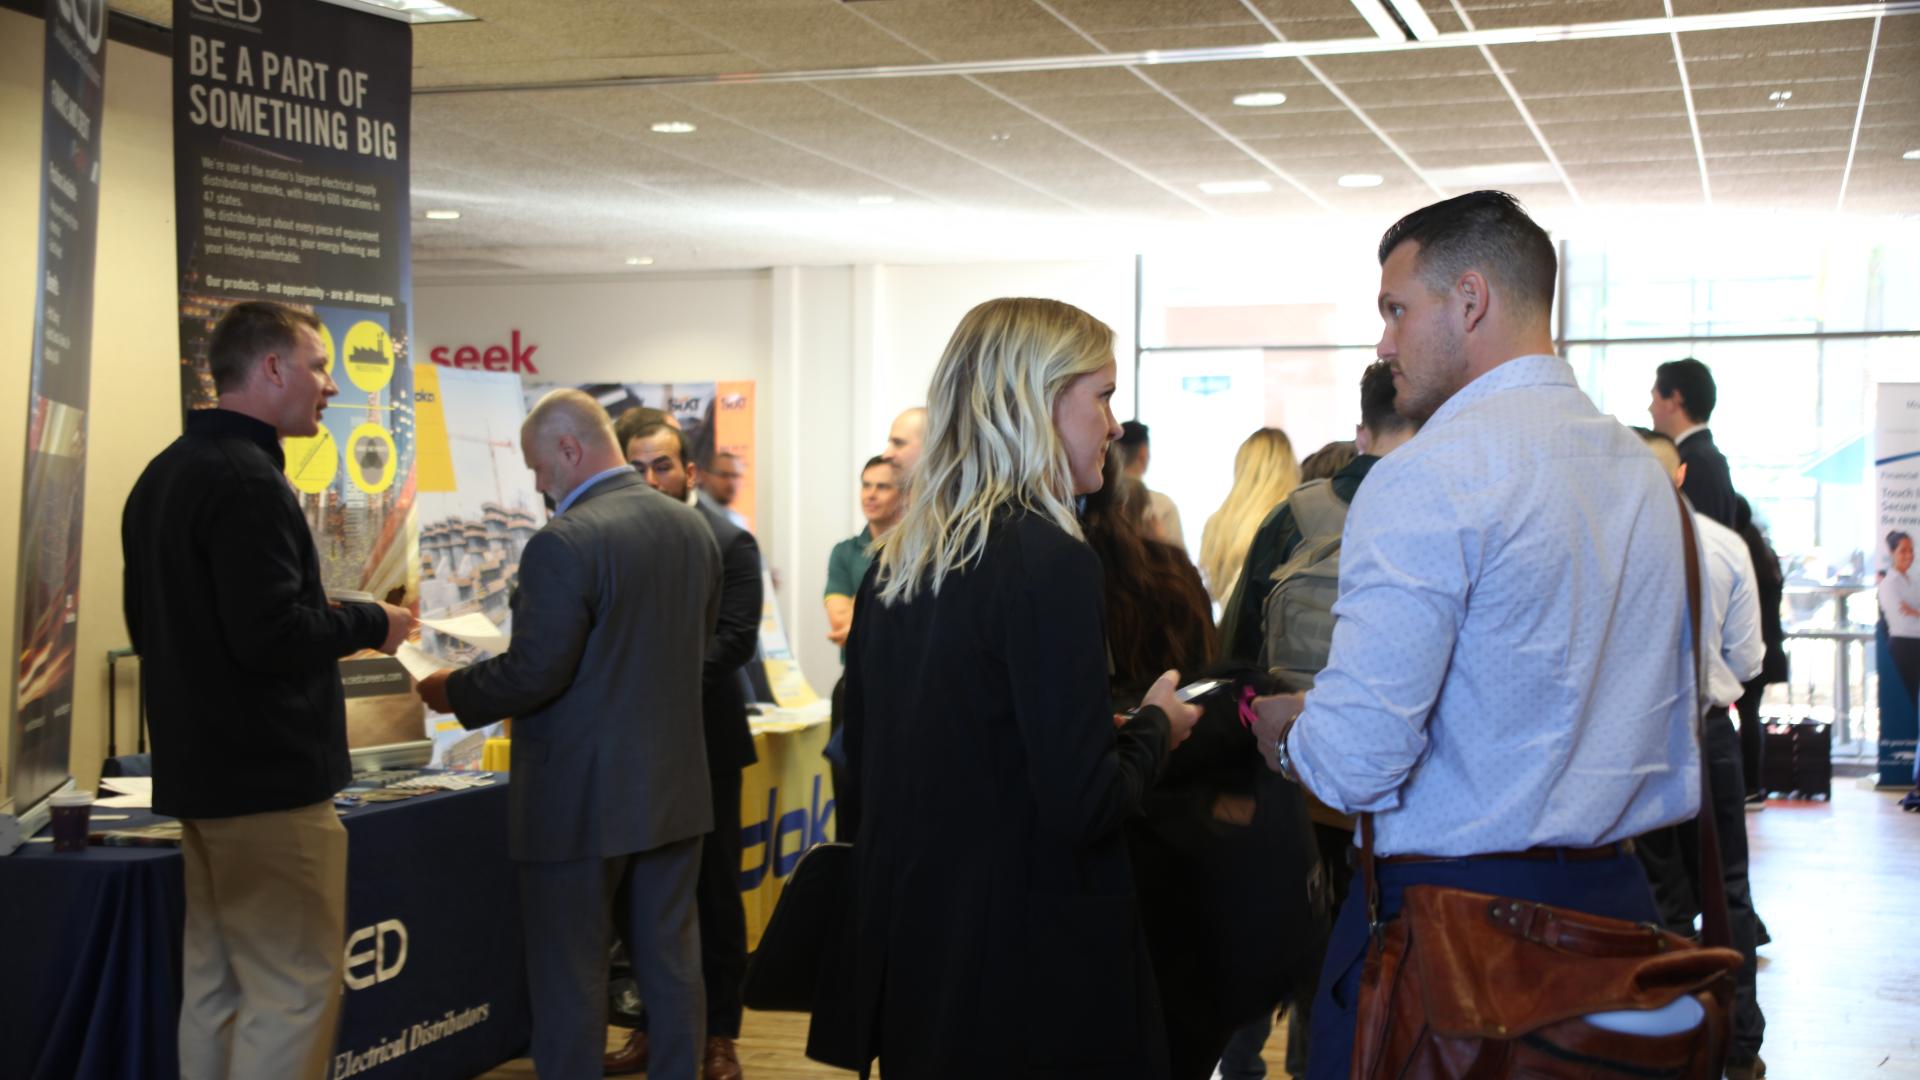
[
  {"left": 625, "top": 256, "right": 654, "bottom": 266},
  {"left": 424, "top": 209, "right": 461, "bottom": 220},
  {"left": 1199, "top": 179, "right": 1272, "bottom": 195},
  {"left": 1769, "top": 89, "right": 1793, "bottom": 109},
  {"left": 650, "top": 121, "right": 697, "bottom": 134},
  {"left": 1338, "top": 173, "right": 1385, "bottom": 188},
  {"left": 857, "top": 195, "right": 895, "bottom": 206},
  {"left": 1232, "top": 91, "right": 1289, "bottom": 108},
  {"left": 988, "top": 132, "right": 1013, "bottom": 143},
  {"left": 1905, "top": 149, "right": 1920, "bottom": 161}
]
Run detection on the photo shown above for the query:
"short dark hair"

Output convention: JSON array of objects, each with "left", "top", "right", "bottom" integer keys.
[
  {"left": 1377, "top": 190, "right": 1557, "bottom": 319},
  {"left": 612, "top": 406, "right": 671, "bottom": 453},
  {"left": 1654, "top": 358, "right": 1717, "bottom": 423},
  {"left": 207, "top": 301, "right": 323, "bottom": 393},
  {"left": 1358, "top": 360, "right": 1413, "bottom": 438},
  {"left": 629, "top": 420, "right": 694, "bottom": 468},
  {"left": 861, "top": 455, "right": 893, "bottom": 478},
  {"left": 1116, "top": 420, "right": 1149, "bottom": 467}
]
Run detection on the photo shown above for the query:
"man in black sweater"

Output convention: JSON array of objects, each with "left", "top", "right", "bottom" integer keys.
[{"left": 122, "top": 301, "right": 413, "bottom": 1079}]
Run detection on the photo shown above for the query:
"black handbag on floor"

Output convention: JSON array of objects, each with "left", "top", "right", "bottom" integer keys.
[{"left": 740, "top": 841, "right": 851, "bottom": 1012}]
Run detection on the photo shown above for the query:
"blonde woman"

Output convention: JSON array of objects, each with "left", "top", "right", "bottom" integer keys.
[
  {"left": 1198, "top": 428, "right": 1300, "bottom": 602},
  {"left": 813, "top": 297, "right": 1201, "bottom": 1080}
]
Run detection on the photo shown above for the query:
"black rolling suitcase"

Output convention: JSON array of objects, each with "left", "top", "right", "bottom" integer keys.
[{"left": 1761, "top": 719, "right": 1831, "bottom": 800}]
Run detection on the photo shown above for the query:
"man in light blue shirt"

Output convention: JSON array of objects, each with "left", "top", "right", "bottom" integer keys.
[{"left": 1251, "top": 191, "right": 1701, "bottom": 1079}]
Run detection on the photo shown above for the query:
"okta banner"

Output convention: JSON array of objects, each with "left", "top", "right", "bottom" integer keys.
[
  {"left": 10, "top": 0, "right": 108, "bottom": 813},
  {"left": 1875, "top": 383, "right": 1920, "bottom": 788},
  {"left": 172, "top": 0, "right": 416, "bottom": 606}
]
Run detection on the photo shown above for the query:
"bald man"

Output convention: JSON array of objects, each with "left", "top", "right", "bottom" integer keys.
[
  {"left": 883, "top": 406, "right": 927, "bottom": 478},
  {"left": 416, "top": 389, "right": 722, "bottom": 1080}
]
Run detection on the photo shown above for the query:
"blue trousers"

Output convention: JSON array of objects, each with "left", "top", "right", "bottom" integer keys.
[{"left": 1305, "top": 849, "right": 1659, "bottom": 1080}]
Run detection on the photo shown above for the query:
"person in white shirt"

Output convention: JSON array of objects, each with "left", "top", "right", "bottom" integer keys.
[
  {"left": 1248, "top": 191, "right": 1703, "bottom": 1080},
  {"left": 1633, "top": 428, "right": 1768, "bottom": 1078}
]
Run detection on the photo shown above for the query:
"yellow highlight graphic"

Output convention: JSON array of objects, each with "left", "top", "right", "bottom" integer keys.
[
  {"left": 284, "top": 428, "right": 339, "bottom": 494},
  {"left": 343, "top": 320, "right": 396, "bottom": 393},
  {"left": 348, "top": 423, "right": 398, "bottom": 494},
  {"left": 412, "top": 364, "right": 457, "bottom": 493}
]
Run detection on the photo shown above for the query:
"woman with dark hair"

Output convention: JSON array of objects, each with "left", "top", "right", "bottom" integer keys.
[{"left": 1083, "top": 445, "right": 1329, "bottom": 1080}]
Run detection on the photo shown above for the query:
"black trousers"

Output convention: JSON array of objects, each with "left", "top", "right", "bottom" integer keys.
[
  {"left": 633, "top": 767, "right": 749, "bottom": 1038},
  {"left": 1733, "top": 677, "right": 1770, "bottom": 798},
  {"left": 1634, "top": 708, "right": 1765, "bottom": 1060}
]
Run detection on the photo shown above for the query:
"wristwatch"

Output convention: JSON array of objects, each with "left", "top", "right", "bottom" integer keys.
[{"left": 1271, "top": 719, "right": 1298, "bottom": 783}]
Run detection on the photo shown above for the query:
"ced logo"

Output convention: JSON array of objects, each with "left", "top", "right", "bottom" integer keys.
[
  {"left": 343, "top": 919, "right": 407, "bottom": 990},
  {"left": 190, "top": 0, "right": 262, "bottom": 23},
  {"left": 57, "top": 0, "right": 106, "bottom": 52}
]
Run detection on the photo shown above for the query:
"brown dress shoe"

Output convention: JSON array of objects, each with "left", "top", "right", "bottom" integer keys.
[
  {"left": 603, "top": 1029, "right": 647, "bottom": 1076},
  {"left": 704, "top": 1035, "right": 743, "bottom": 1080}
]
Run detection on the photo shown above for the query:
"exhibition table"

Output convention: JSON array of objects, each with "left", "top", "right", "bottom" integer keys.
[
  {"left": 0, "top": 776, "right": 530, "bottom": 1080},
  {"left": 740, "top": 709, "right": 838, "bottom": 949}
]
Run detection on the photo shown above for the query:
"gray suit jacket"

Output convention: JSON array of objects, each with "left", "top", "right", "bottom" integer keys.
[{"left": 447, "top": 469, "right": 722, "bottom": 863}]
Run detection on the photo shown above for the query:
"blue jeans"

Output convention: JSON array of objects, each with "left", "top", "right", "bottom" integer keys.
[{"left": 1305, "top": 849, "right": 1659, "bottom": 1080}]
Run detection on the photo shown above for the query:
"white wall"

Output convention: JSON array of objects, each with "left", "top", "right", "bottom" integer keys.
[{"left": 415, "top": 257, "right": 1135, "bottom": 697}]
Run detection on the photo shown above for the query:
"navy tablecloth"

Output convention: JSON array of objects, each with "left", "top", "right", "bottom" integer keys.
[{"left": 0, "top": 777, "right": 531, "bottom": 1080}]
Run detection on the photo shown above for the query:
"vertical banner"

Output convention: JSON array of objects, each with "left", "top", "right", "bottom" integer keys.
[
  {"left": 172, "top": 0, "right": 414, "bottom": 607},
  {"left": 1875, "top": 384, "right": 1920, "bottom": 788},
  {"left": 10, "top": 0, "right": 109, "bottom": 813},
  {"left": 546, "top": 381, "right": 758, "bottom": 529}
]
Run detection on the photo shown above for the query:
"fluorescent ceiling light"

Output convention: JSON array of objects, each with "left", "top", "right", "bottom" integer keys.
[
  {"left": 1391, "top": 0, "right": 1440, "bottom": 41},
  {"left": 424, "top": 209, "right": 461, "bottom": 220},
  {"left": 625, "top": 257, "right": 654, "bottom": 266},
  {"left": 1199, "top": 179, "right": 1273, "bottom": 195},
  {"left": 1349, "top": 0, "right": 1408, "bottom": 40},
  {"left": 1423, "top": 161, "right": 1559, "bottom": 187},
  {"left": 1232, "top": 91, "right": 1289, "bottom": 108},
  {"left": 313, "top": 0, "right": 477, "bottom": 24},
  {"left": 857, "top": 195, "right": 895, "bottom": 205},
  {"left": 1338, "top": 173, "right": 1385, "bottom": 188},
  {"left": 650, "top": 121, "right": 697, "bottom": 134},
  {"left": 1905, "top": 149, "right": 1920, "bottom": 160}
]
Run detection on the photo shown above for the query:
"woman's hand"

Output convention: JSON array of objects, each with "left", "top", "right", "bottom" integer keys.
[{"left": 1140, "top": 669, "right": 1203, "bottom": 750}]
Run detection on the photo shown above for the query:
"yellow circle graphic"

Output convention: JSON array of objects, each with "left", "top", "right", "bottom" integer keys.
[
  {"left": 284, "top": 428, "right": 339, "bottom": 494},
  {"left": 316, "top": 321, "right": 337, "bottom": 376},
  {"left": 342, "top": 320, "right": 395, "bottom": 393},
  {"left": 348, "top": 423, "right": 398, "bottom": 494}
]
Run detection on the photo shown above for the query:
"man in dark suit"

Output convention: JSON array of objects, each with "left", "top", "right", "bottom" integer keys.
[
  {"left": 610, "top": 419, "right": 764, "bottom": 1080},
  {"left": 416, "top": 389, "right": 720, "bottom": 1080},
  {"left": 1650, "top": 356, "right": 1738, "bottom": 528}
]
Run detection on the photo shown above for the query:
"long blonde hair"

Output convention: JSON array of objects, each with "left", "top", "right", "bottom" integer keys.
[
  {"left": 875, "top": 298, "right": 1115, "bottom": 604},
  {"left": 1199, "top": 427, "right": 1300, "bottom": 601}
]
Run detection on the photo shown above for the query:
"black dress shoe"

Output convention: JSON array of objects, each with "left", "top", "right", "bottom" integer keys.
[{"left": 603, "top": 1029, "right": 647, "bottom": 1076}]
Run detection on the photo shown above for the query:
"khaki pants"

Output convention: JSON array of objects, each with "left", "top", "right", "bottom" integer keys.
[{"left": 178, "top": 800, "right": 348, "bottom": 1080}]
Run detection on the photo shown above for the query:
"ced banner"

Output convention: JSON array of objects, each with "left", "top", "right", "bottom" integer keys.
[
  {"left": 10, "top": 0, "right": 109, "bottom": 814},
  {"left": 172, "top": 0, "right": 416, "bottom": 604},
  {"left": 740, "top": 712, "right": 837, "bottom": 949},
  {"left": 1875, "top": 384, "right": 1920, "bottom": 788}
]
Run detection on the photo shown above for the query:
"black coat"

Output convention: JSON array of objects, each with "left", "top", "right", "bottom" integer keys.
[
  {"left": 1679, "top": 428, "right": 1738, "bottom": 530},
  {"left": 822, "top": 511, "right": 1172, "bottom": 1079},
  {"left": 121, "top": 409, "right": 386, "bottom": 819},
  {"left": 695, "top": 492, "right": 763, "bottom": 773}
]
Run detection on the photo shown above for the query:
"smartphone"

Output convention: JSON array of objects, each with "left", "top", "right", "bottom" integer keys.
[{"left": 1175, "top": 678, "right": 1229, "bottom": 703}]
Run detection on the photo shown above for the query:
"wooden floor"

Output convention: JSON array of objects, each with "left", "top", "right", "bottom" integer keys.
[{"left": 480, "top": 781, "right": 1920, "bottom": 1079}]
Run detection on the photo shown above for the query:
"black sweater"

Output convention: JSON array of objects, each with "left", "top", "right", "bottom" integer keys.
[{"left": 122, "top": 409, "right": 386, "bottom": 819}]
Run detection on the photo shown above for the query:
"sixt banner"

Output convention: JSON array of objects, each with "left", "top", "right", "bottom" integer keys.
[
  {"left": 172, "top": 0, "right": 417, "bottom": 608},
  {"left": 9, "top": 0, "right": 109, "bottom": 815}
]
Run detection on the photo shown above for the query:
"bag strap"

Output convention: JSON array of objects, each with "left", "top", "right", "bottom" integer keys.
[
  {"left": 1675, "top": 488, "right": 1733, "bottom": 953},
  {"left": 1359, "top": 487, "right": 1731, "bottom": 955}
]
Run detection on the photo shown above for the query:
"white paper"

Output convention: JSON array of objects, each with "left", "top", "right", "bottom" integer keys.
[
  {"left": 99, "top": 777, "right": 152, "bottom": 797},
  {"left": 396, "top": 641, "right": 456, "bottom": 682},
  {"left": 97, "top": 793, "right": 153, "bottom": 809},
  {"left": 419, "top": 612, "right": 511, "bottom": 655}
]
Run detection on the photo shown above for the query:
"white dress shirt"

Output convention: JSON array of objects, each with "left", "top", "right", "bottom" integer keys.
[
  {"left": 1882, "top": 569, "right": 1920, "bottom": 638},
  {"left": 1287, "top": 355, "right": 1702, "bottom": 857},
  {"left": 1696, "top": 512, "right": 1764, "bottom": 707}
]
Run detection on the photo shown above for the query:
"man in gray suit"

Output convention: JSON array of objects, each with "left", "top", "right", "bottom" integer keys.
[{"left": 416, "top": 389, "right": 721, "bottom": 1080}]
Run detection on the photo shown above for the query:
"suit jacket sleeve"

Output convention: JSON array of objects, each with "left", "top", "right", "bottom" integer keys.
[
  {"left": 706, "top": 530, "right": 763, "bottom": 682},
  {"left": 1004, "top": 534, "right": 1169, "bottom": 847},
  {"left": 1680, "top": 437, "right": 1738, "bottom": 529},
  {"left": 446, "top": 527, "right": 593, "bottom": 727},
  {"left": 199, "top": 479, "right": 386, "bottom": 672}
]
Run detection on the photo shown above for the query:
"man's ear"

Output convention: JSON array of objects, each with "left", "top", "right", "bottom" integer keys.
[
  {"left": 258, "top": 351, "right": 286, "bottom": 388},
  {"left": 1457, "top": 270, "right": 1489, "bottom": 334},
  {"left": 1675, "top": 462, "right": 1689, "bottom": 489}
]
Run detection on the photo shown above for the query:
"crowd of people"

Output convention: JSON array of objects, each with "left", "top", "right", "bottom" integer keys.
[{"left": 122, "top": 189, "right": 1807, "bottom": 1080}]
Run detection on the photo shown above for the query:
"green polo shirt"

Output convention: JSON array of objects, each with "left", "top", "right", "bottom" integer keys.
[{"left": 826, "top": 525, "right": 878, "bottom": 662}]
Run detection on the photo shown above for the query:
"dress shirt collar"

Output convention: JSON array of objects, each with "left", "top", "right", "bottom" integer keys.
[
  {"left": 188, "top": 408, "right": 285, "bottom": 470},
  {"left": 1420, "top": 354, "right": 1573, "bottom": 435},
  {"left": 1674, "top": 423, "right": 1709, "bottom": 446},
  {"left": 555, "top": 465, "right": 635, "bottom": 516}
]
